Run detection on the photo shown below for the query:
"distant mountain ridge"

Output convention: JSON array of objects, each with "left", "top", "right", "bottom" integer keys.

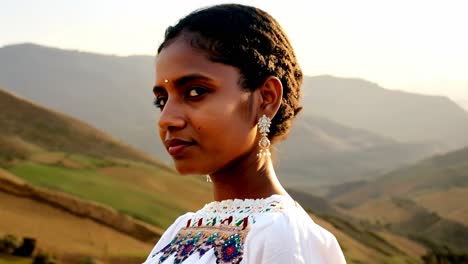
[
  {"left": 457, "top": 99, "right": 468, "bottom": 112},
  {"left": 329, "top": 145, "right": 468, "bottom": 207},
  {"left": 2, "top": 43, "right": 466, "bottom": 189},
  {"left": 0, "top": 43, "right": 161, "bottom": 158},
  {"left": 277, "top": 115, "right": 435, "bottom": 187},
  {"left": 302, "top": 75, "right": 468, "bottom": 149}
]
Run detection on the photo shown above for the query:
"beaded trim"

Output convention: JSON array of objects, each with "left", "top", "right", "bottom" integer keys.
[
  {"left": 155, "top": 225, "right": 249, "bottom": 264},
  {"left": 200, "top": 197, "right": 287, "bottom": 215},
  {"left": 152, "top": 195, "right": 294, "bottom": 264},
  {"left": 198, "top": 195, "right": 290, "bottom": 220}
]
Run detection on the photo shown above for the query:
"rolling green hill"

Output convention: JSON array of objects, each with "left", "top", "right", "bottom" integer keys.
[
  {"left": 0, "top": 88, "right": 213, "bottom": 228},
  {"left": 328, "top": 146, "right": 468, "bottom": 253},
  {"left": 0, "top": 88, "right": 163, "bottom": 167},
  {"left": 286, "top": 189, "right": 427, "bottom": 263},
  {"left": 330, "top": 146, "right": 468, "bottom": 208},
  {"left": 0, "top": 168, "right": 155, "bottom": 263}
]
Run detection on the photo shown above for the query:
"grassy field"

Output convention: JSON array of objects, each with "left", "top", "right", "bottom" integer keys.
[
  {"left": 0, "top": 191, "right": 151, "bottom": 262},
  {"left": 7, "top": 153, "right": 211, "bottom": 228},
  {"left": 3, "top": 151, "right": 432, "bottom": 263},
  {"left": 344, "top": 197, "right": 468, "bottom": 253},
  {"left": 377, "top": 231, "right": 427, "bottom": 259},
  {"left": 0, "top": 88, "right": 164, "bottom": 167},
  {"left": 332, "top": 146, "right": 468, "bottom": 208},
  {"left": 413, "top": 187, "right": 468, "bottom": 226},
  {"left": 350, "top": 197, "right": 415, "bottom": 223},
  {"left": 328, "top": 145, "right": 468, "bottom": 254}
]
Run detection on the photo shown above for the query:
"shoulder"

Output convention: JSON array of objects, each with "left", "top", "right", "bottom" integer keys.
[
  {"left": 143, "top": 212, "right": 194, "bottom": 264},
  {"left": 243, "top": 204, "right": 346, "bottom": 263}
]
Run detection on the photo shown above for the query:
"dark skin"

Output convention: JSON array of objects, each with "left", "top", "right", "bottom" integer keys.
[
  {"left": 154, "top": 33, "right": 288, "bottom": 201},
  {"left": 210, "top": 146, "right": 288, "bottom": 201}
]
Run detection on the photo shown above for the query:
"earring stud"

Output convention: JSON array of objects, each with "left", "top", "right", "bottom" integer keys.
[{"left": 257, "top": 114, "right": 271, "bottom": 157}]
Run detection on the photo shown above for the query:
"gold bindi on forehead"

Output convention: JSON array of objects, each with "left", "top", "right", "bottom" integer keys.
[{"left": 164, "top": 79, "right": 169, "bottom": 83}]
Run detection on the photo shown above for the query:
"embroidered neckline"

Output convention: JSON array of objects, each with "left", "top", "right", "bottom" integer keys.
[{"left": 197, "top": 194, "right": 294, "bottom": 216}]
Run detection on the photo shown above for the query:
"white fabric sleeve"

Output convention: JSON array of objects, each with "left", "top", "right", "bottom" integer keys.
[
  {"left": 243, "top": 210, "right": 346, "bottom": 264},
  {"left": 313, "top": 223, "right": 347, "bottom": 264}
]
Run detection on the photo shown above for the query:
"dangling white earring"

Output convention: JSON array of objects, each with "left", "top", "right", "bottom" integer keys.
[
  {"left": 257, "top": 114, "right": 271, "bottom": 157},
  {"left": 206, "top": 175, "right": 212, "bottom": 183}
]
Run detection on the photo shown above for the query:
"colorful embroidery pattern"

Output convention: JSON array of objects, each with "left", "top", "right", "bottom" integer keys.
[
  {"left": 156, "top": 225, "right": 249, "bottom": 264},
  {"left": 151, "top": 196, "right": 295, "bottom": 263}
]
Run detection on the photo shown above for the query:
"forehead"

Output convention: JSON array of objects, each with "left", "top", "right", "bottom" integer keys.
[{"left": 155, "top": 35, "right": 240, "bottom": 85}]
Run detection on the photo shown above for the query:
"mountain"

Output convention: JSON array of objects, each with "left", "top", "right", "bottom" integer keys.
[
  {"left": 0, "top": 43, "right": 455, "bottom": 190},
  {"left": 327, "top": 145, "right": 468, "bottom": 252},
  {"left": 0, "top": 43, "right": 163, "bottom": 160},
  {"left": 330, "top": 145, "right": 468, "bottom": 209},
  {"left": 309, "top": 212, "right": 424, "bottom": 264},
  {"left": 302, "top": 75, "right": 468, "bottom": 150},
  {"left": 287, "top": 189, "right": 427, "bottom": 263},
  {"left": 288, "top": 188, "right": 346, "bottom": 217},
  {"left": 288, "top": 188, "right": 468, "bottom": 262},
  {"left": 346, "top": 197, "right": 468, "bottom": 253},
  {"left": 457, "top": 99, "right": 468, "bottom": 112},
  {"left": 276, "top": 115, "right": 436, "bottom": 188}
]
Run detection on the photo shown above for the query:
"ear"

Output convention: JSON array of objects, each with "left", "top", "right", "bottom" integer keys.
[{"left": 256, "top": 76, "right": 283, "bottom": 119}]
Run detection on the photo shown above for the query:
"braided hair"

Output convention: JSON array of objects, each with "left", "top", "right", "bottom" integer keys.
[{"left": 158, "top": 4, "right": 303, "bottom": 142}]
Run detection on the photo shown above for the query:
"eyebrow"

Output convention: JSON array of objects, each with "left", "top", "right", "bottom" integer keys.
[{"left": 153, "top": 74, "right": 213, "bottom": 94}]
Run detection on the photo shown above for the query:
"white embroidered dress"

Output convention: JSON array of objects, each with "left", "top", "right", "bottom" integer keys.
[{"left": 143, "top": 195, "right": 346, "bottom": 264}]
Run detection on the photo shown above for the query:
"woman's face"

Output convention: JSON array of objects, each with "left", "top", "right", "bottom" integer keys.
[{"left": 154, "top": 35, "right": 258, "bottom": 175}]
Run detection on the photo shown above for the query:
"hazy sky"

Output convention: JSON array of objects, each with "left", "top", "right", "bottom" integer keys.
[{"left": 1, "top": 0, "right": 467, "bottom": 101}]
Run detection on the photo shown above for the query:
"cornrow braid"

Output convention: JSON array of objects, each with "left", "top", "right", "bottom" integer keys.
[{"left": 158, "top": 4, "right": 303, "bottom": 142}]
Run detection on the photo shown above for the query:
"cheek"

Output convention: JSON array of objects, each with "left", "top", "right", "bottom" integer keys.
[
  {"left": 189, "top": 91, "right": 256, "bottom": 153},
  {"left": 201, "top": 108, "right": 256, "bottom": 151}
]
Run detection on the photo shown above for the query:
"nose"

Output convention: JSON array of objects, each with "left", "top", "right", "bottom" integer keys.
[{"left": 158, "top": 97, "right": 186, "bottom": 132}]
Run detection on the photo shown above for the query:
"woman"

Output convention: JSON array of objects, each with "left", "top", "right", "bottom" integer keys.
[{"left": 144, "top": 4, "right": 346, "bottom": 264}]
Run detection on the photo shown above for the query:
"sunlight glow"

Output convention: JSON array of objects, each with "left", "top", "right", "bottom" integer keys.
[{"left": 1, "top": 0, "right": 467, "bottom": 100}]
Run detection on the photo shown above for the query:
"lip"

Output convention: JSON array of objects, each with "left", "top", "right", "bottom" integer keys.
[{"left": 165, "top": 138, "right": 195, "bottom": 156}]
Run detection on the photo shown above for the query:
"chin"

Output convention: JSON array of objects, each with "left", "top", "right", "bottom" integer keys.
[{"left": 174, "top": 161, "right": 211, "bottom": 175}]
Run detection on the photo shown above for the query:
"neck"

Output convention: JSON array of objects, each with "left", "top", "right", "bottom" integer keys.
[{"left": 209, "top": 150, "right": 288, "bottom": 201}]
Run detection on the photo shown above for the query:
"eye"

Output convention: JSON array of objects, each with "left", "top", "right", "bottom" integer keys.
[
  {"left": 153, "top": 96, "right": 167, "bottom": 110},
  {"left": 186, "top": 86, "right": 207, "bottom": 98}
]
